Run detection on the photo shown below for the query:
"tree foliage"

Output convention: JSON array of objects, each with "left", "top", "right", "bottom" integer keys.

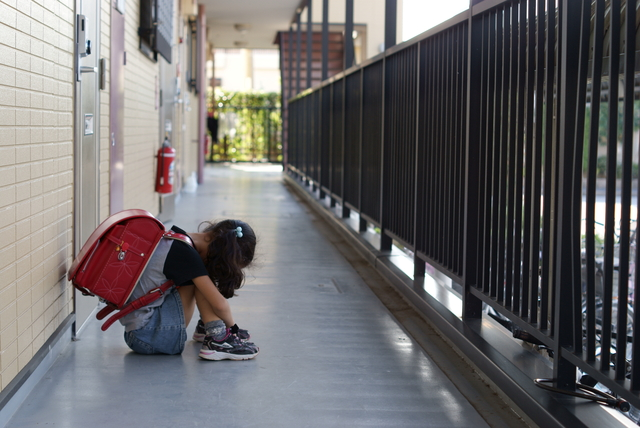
[{"left": 206, "top": 89, "right": 282, "bottom": 162}]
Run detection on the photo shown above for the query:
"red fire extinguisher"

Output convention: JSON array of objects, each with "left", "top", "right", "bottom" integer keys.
[{"left": 155, "top": 137, "right": 175, "bottom": 194}]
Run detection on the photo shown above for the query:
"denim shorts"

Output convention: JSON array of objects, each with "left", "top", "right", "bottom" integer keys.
[{"left": 124, "top": 289, "right": 187, "bottom": 355}]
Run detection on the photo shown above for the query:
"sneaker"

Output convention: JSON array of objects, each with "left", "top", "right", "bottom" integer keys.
[
  {"left": 231, "top": 324, "right": 251, "bottom": 341},
  {"left": 199, "top": 332, "right": 259, "bottom": 361},
  {"left": 192, "top": 319, "right": 206, "bottom": 342},
  {"left": 193, "top": 320, "right": 251, "bottom": 342}
]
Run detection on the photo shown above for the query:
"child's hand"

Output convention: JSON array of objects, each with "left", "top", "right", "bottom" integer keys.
[{"left": 230, "top": 324, "right": 250, "bottom": 340}]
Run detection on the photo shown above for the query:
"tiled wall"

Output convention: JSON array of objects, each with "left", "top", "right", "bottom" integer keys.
[
  {"left": 0, "top": 0, "right": 75, "bottom": 390},
  {"left": 121, "top": 0, "right": 160, "bottom": 214}
]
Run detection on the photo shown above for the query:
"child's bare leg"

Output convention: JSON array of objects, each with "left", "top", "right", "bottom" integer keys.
[
  {"left": 178, "top": 285, "right": 196, "bottom": 326},
  {"left": 194, "top": 287, "right": 223, "bottom": 324}
]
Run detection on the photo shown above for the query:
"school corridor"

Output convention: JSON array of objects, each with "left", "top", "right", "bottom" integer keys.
[{"left": 1, "top": 164, "right": 533, "bottom": 428}]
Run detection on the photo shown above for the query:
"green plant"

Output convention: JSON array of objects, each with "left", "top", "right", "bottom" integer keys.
[{"left": 207, "top": 89, "right": 282, "bottom": 162}]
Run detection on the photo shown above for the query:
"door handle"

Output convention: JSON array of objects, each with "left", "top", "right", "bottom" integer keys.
[{"left": 80, "top": 66, "right": 97, "bottom": 73}]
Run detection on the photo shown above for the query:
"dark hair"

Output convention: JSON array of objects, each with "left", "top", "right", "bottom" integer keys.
[{"left": 199, "top": 219, "right": 256, "bottom": 298}]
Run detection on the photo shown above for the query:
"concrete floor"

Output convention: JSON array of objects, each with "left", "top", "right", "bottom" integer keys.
[{"left": 5, "top": 164, "right": 518, "bottom": 428}]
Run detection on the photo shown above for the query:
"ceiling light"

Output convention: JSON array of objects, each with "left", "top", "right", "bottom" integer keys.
[{"left": 234, "top": 23, "right": 249, "bottom": 33}]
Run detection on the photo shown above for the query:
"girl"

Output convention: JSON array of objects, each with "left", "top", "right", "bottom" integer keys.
[{"left": 119, "top": 219, "right": 259, "bottom": 361}]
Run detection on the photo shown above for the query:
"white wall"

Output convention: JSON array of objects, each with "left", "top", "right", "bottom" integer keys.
[
  {"left": 402, "top": 0, "right": 468, "bottom": 42},
  {"left": 213, "top": 48, "right": 280, "bottom": 93}
]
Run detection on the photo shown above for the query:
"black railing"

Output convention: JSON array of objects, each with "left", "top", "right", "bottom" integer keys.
[{"left": 286, "top": 0, "right": 640, "bottom": 418}]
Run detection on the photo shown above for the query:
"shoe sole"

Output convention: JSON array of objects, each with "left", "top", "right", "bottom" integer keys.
[{"left": 199, "top": 349, "right": 259, "bottom": 361}]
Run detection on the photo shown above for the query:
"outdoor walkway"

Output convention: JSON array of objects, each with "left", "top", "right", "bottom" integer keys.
[{"left": 4, "top": 164, "right": 528, "bottom": 428}]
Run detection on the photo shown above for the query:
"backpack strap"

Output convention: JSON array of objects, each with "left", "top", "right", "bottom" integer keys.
[
  {"left": 163, "top": 230, "right": 194, "bottom": 247},
  {"left": 100, "top": 280, "right": 176, "bottom": 331}
]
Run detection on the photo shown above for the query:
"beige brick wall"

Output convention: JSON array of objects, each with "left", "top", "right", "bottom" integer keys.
[
  {"left": 122, "top": 0, "right": 160, "bottom": 214},
  {"left": 0, "top": 0, "right": 75, "bottom": 390}
]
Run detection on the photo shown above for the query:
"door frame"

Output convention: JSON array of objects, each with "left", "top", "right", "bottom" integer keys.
[{"left": 73, "top": 0, "right": 101, "bottom": 337}]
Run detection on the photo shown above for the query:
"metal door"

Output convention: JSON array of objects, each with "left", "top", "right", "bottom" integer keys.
[{"left": 73, "top": 0, "right": 100, "bottom": 336}]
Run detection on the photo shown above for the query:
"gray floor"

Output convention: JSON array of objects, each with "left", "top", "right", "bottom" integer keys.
[{"left": 6, "top": 164, "right": 499, "bottom": 428}]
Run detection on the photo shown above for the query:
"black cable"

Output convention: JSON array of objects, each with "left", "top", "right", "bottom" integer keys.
[{"left": 534, "top": 378, "right": 630, "bottom": 412}]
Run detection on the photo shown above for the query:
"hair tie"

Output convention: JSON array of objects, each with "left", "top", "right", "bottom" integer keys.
[{"left": 235, "top": 226, "right": 243, "bottom": 238}]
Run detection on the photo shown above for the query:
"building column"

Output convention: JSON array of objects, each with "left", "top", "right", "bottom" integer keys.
[
  {"left": 345, "top": 0, "right": 354, "bottom": 68},
  {"left": 197, "top": 4, "right": 206, "bottom": 184},
  {"left": 322, "top": 0, "right": 328, "bottom": 80},
  {"left": 385, "top": 0, "right": 397, "bottom": 50},
  {"left": 306, "top": 0, "right": 312, "bottom": 88}
]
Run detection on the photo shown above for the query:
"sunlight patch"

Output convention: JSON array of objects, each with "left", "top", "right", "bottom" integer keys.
[{"left": 229, "top": 164, "right": 283, "bottom": 172}]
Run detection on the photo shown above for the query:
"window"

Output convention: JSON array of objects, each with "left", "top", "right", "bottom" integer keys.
[
  {"left": 138, "top": 0, "right": 174, "bottom": 62},
  {"left": 186, "top": 17, "right": 197, "bottom": 92}
]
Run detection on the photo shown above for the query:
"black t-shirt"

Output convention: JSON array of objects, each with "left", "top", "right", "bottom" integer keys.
[{"left": 163, "top": 226, "right": 209, "bottom": 286}]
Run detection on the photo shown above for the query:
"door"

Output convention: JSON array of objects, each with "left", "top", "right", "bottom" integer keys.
[{"left": 73, "top": 0, "right": 101, "bottom": 336}]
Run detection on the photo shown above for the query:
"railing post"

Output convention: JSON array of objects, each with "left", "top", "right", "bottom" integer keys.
[
  {"left": 341, "top": 73, "right": 350, "bottom": 219},
  {"left": 311, "top": 93, "right": 317, "bottom": 190},
  {"left": 358, "top": 68, "right": 366, "bottom": 232},
  {"left": 379, "top": 54, "right": 392, "bottom": 253},
  {"left": 304, "top": 96, "right": 310, "bottom": 186},
  {"left": 461, "top": 7, "right": 482, "bottom": 320},
  {"left": 413, "top": 41, "right": 425, "bottom": 279},
  {"left": 553, "top": 0, "right": 585, "bottom": 390},
  {"left": 329, "top": 83, "right": 336, "bottom": 207},
  {"left": 319, "top": 85, "right": 326, "bottom": 200}
]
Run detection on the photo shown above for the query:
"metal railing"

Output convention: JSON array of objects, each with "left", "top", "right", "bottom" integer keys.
[{"left": 287, "top": 0, "right": 640, "bottom": 417}]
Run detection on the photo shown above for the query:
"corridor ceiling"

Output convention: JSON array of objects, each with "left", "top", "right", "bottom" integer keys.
[{"left": 202, "top": 0, "right": 304, "bottom": 49}]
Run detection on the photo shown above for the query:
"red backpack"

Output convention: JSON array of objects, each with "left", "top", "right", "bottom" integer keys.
[{"left": 68, "top": 209, "right": 193, "bottom": 331}]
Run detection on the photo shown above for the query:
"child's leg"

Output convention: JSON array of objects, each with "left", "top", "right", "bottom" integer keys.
[
  {"left": 177, "top": 285, "right": 196, "bottom": 326},
  {"left": 194, "top": 287, "right": 233, "bottom": 341},
  {"left": 187, "top": 287, "right": 221, "bottom": 342},
  {"left": 194, "top": 287, "right": 223, "bottom": 325},
  {"left": 191, "top": 289, "right": 251, "bottom": 342}
]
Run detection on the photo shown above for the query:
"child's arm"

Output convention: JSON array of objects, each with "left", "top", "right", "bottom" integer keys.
[{"left": 192, "top": 275, "right": 235, "bottom": 327}]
